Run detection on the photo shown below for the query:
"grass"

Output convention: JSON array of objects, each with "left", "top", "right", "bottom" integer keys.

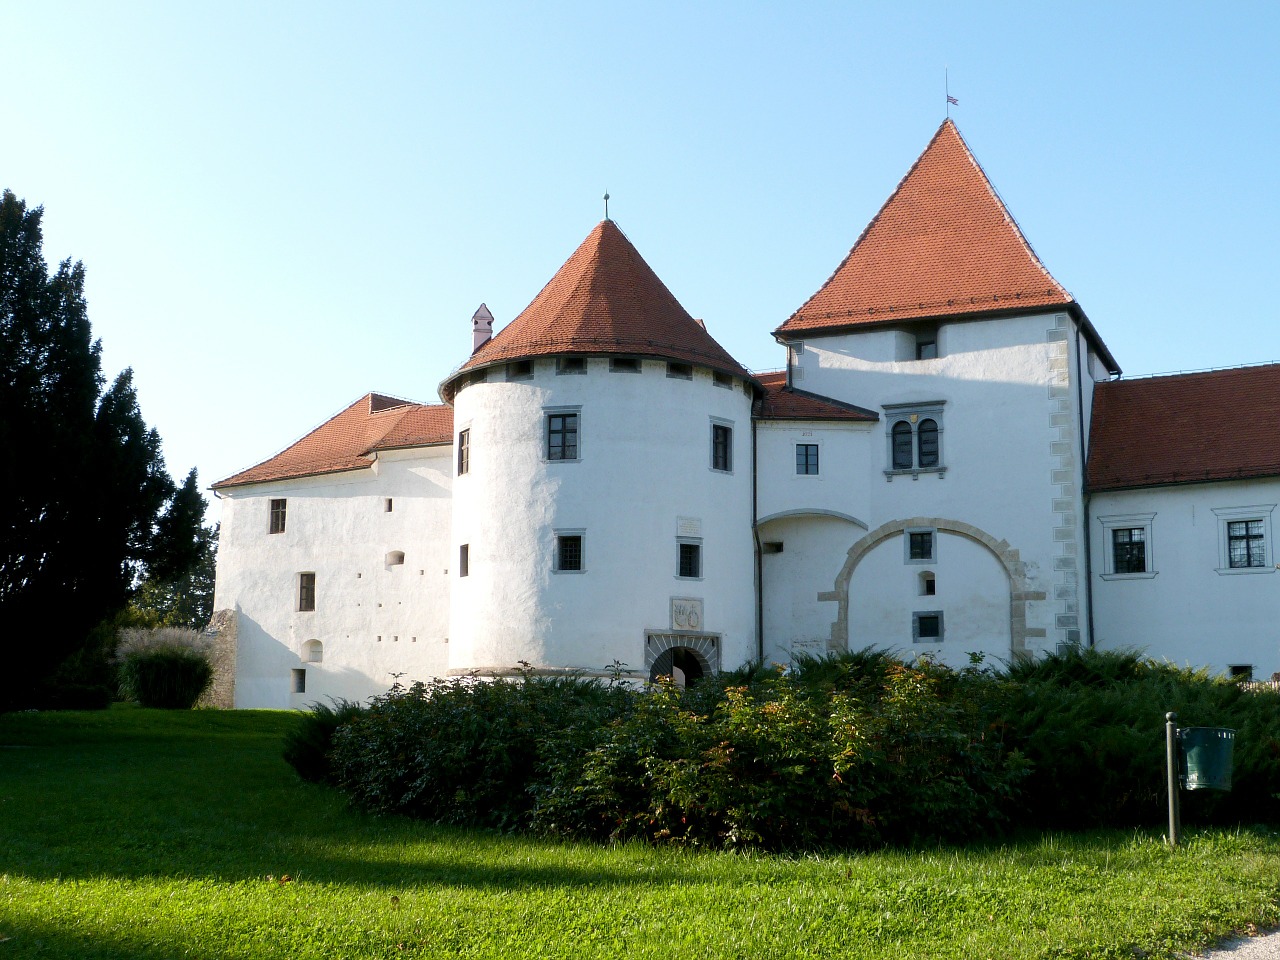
[{"left": 0, "top": 708, "right": 1276, "bottom": 959}]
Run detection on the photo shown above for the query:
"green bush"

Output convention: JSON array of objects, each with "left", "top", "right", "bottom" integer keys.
[
  {"left": 996, "top": 648, "right": 1280, "bottom": 828},
  {"left": 282, "top": 699, "right": 365, "bottom": 783},
  {"left": 329, "top": 672, "right": 630, "bottom": 831},
  {"left": 118, "top": 649, "right": 212, "bottom": 709}
]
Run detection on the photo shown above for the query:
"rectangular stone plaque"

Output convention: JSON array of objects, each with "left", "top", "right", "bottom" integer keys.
[
  {"left": 671, "top": 597, "right": 704, "bottom": 631},
  {"left": 676, "top": 516, "right": 701, "bottom": 537}
]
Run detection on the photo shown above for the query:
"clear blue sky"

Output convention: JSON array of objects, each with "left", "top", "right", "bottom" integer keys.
[{"left": 4, "top": 2, "right": 1279, "bottom": 514}]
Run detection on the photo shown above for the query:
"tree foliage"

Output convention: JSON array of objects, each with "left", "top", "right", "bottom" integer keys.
[{"left": 0, "top": 189, "right": 206, "bottom": 708}]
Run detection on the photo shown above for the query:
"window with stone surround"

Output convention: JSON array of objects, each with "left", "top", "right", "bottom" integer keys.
[
  {"left": 883, "top": 402, "right": 945, "bottom": 477},
  {"left": 1211, "top": 505, "right": 1275, "bottom": 575},
  {"left": 1097, "top": 513, "right": 1156, "bottom": 579},
  {"left": 554, "top": 532, "right": 585, "bottom": 573},
  {"left": 546, "top": 408, "right": 581, "bottom": 461}
]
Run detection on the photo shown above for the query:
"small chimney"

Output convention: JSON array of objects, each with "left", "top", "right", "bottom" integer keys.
[{"left": 471, "top": 303, "right": 494, "bottom": 353}]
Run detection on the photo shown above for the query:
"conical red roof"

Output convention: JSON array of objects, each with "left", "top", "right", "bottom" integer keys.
[
  {"left": 777, "top": 120, "right": 1073, "bottom": 335},
  {"left": 444, "top": 220, "right": 750, "bottom": 398}
]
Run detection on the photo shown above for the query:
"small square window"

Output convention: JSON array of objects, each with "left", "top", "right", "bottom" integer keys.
[
  {"left": 507, "top": 359, "right": 533, "bottom": 380},
  {"left": 610, "top": 357, "right": 641, "bottom": 373},
  {"left": 555, "top": 534, "right": 584, "bottom": 572},
  {"left": 1112, "top": 527, "right": 1146, "bottom": 574},
  {"left": 916, "top": 338, "right": 937, "bottom": 360},
  {"left": 270, "top": 499, "right": 287, "bottom": 534},
  {"left": 298, "top": 572, "right": 316, "bottom": 612},
  {"left": 906, "top": 529, "right": 935, "bottom": 563},
  {"left": 546, "top": 411, "right": 580, "bottom": 461},
  {"left": 913, "top": 611, "right": 944, "bottom": 642},
  {"left": 762, "top": 541, "right": 784, "bottom": 554},
  {"left": 796, "top": 443, "right": 819, "bottom": 475},
  {"left": 458, "top": 428, "right": 471, "bottom": 475},
  {"left": 677, "top": 541, "right": 702, "bottom": 579},
  {"left": 920, "top": 572, "right": 936, "bottom": 596},
  {"left": 1229, "top": 664, "right": 1254, "bottom": 681},
  {"left": 557, "top": 357, "right": 586, "bottom": 375},
  {"left": 459, "top": 544, "right": 469, "bottom": 578},
  {"left": 711, "top": 422, "right": 732, "bottom": 472},
  {"left": 666, "top": 362, "right": 693, "bottom": 380},
  {"left": 713, "top": 372, "right": 733, "bottom": 389}
]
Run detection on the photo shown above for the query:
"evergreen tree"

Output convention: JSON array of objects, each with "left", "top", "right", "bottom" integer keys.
[{"left": 0, "top": 190, "right": 202, "bottom": 708}]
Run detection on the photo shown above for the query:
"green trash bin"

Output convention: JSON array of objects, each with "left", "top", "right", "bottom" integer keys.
[{"left": 1180, "top": 727, "right": 1236, "bottom": 791}]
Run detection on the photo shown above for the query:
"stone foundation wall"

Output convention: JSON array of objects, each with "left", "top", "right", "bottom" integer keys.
[{"left": 199, "top": 609, "right": 237, "bottom": 709}]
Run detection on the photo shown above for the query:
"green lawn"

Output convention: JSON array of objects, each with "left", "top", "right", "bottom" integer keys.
[{"left": 0, "top": 707, "right": 1277, "bottom": 959}]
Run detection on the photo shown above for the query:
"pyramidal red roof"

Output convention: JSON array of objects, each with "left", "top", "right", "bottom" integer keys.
[
  {"left": 213, "top": 393, "right": 453, "bottom": 489},
  {"left": 777, "top": 120, "right": 1073, "bottom": 335},
  {"left": 444, "top": 220, "right": 750, "bottom": 398},
  {"left": 1088, "top": 364, "right": 1280, "bottom": 491}
]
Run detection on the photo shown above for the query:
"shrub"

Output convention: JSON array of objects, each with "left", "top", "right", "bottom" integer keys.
[
  {"left": 116, "top": 627, "right": 213, "bottom": 709},
  {"left": 329, "top": 671, "right": 630, "bottom": 830},
  {"left": 282, "top": 699, "right": 365, "bottom": 783}
]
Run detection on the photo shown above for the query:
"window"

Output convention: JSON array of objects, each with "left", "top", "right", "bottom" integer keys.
[
  {"left": 1229, "top": 664, "right": 1254, "bottom": 681},
  {"left": 1097, "top": 513, "right": 1156, "bottom": 579},
  {"left": 905, "top": 528, "right": 935, "bottom": 564},
  {"left": 458, "top": 428, "right": 470, "bottom": 475},
  {"left": 666, "top": 362, "right": 693, "bottom": 379},
  {"left": 302, "top": 640, "right": 323, "bottom": 663},
  {"left": 762, "top": 541, "right": 784, "bottom": 554},
  {"left": 610, "top": 357, "right": 640, "bottom": 373},
  {"left": 1228, "top": 520, "right": 1266, "bottom": 569},
  {"left": 913, "top": 611, "right": 944, "bottom": 642},
  {"left": 919, "top": 572, "right": 936, "bottom": 596},
  {"left": 507, "top": 359, "right": 533, "bottom": 380},
  {"left": 555, "top": 533, "right": 584, "bottom": 573},
  {"left": 291, "top": 668, "right": 306, "bottom": 694},
  {"left": 546, "top": 410, "right": 580, "bottom": 461},
  {"left": 914, "top": 327, "right": 938, "bottom": 360},
  {"left": 1211, "top": 505, "right": 1275, "bottom": 575},
  {"left": 711, "top": 421, "right": 732, "bottom": 473},
  {"left": 385, "top": 498, "right": 394, "bottom": 512},
  {"left": 713, "top": 372, "right": 733, "bottom": 389},
  {"left": 677, "top": 540, "right": 702, "bottom": 579},
  {"left": 557, "top": 357, "right": 586, "bottom": 375},
  {"left": 270, "top": 499, "right": 287, "bottom": 534},
  {"left": 796, "top": 443, "right": 819, "bottom": 475},
  {"left": 385, "top": 551, "right": 405, "bottom": 566},
  {"left": 459, "top": 544, "right": 469, "bottom": 578},
  {"left": 298, "top": 573, "right": 316, "bottom": 612},
  {"left": 1112, "top": 528, "right": 1146, "bottom": 574},
  {"left": 883, "top": 403, "right": 945, "bottom": 475}
]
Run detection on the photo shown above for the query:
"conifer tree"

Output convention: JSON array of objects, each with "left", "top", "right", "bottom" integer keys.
[{"left": 0, "top": 189, "right": 203, "bottom": 708}]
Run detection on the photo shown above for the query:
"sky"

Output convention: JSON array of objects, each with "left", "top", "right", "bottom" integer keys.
[{"left": 4, "top": 2, "right": 1280, "bottom": 519}]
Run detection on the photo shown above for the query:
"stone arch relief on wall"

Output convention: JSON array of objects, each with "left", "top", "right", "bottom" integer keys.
[{"left": 818, "top": 517, "right": 1047, "bottom": 658}]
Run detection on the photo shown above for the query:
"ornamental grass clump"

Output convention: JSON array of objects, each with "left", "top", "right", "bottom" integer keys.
[{"left": 116, "top": 627, "right": 213, "bottom": 709}]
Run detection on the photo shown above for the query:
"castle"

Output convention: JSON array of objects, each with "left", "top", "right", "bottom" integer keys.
[{"left": 212, "top": 120, "right": 1280, "bottom": 709}]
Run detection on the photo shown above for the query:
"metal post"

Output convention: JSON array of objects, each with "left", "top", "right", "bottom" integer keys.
[{"left": 1166, "top": 712, "right": 1181, "bottom": 848}]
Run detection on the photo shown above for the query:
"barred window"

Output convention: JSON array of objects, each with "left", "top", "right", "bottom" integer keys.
[
  {"left": 555, "top": 534, "right": 584, "bottom": 572},
  {"left": 1112, "top": 527, "right": 1146, "bottom": 574}
]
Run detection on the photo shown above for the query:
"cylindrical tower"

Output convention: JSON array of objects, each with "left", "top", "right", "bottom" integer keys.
[{"left": 441, "top": 220, "right": 758, "bottom": 682}]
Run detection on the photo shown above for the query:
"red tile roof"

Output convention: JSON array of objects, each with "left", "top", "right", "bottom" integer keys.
[
  {"left": 777, "top": 120, "right": 1073, "bottom": 336},
  {"left": 754, "top": 370, "right": 878, "bottom": 422},
  {"left": 442, "top": 219, "right": 751, "bottom": 400},
  {"left": 1088, "top": 364, "right": 1280, "bottom": 491},
  {"left": 213, "top": 393, "right": 453, "bottom": 489}
]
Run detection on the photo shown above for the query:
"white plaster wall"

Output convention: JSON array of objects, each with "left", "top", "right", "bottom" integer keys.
[
  {"left": 759, "top": 514, "right": 865, "bottom": 663},
  {"left": 212, "top": 447, "right": 453, "bottom": 709},
  {"left": 783, "top": 311, "right": 1090, "bottom": 654},
  {"left": 755, "top": 420, "right": 875, "bottom": 525},
  {"left": 846, "top": 530, "right": 1012, "bottom": 667},
  {"left": 449, "top": 357, "right": 757, "bottom": 678},
  {"left": 1091, "top": 478, "right": 1280, "bottom": 679}
]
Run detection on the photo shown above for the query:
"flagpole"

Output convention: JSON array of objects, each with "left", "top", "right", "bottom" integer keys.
[{"left": 946, "top": 67, "right": 950, "bottom": 119}]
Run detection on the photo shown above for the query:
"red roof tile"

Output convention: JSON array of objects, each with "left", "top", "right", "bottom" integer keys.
[
  {"left": 754, "top": 370, "right": 878, "bottom": 422},
  {"left": 777, "top": 120, "right": 1072, "bottom": 335},
  {"left": 443, "top": 220, "right": 750, "bottom": 400},
  {"left": 214, "top": 393, "right": 453, "bottom": 489},
  {"left": 1088, "top": 364, "right": 1280, "bottom": 491}
]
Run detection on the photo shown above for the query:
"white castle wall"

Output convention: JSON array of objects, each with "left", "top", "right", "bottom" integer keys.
[
  {"left": 763, "top": 310, "right": 1097, "bottom": 668},
  {"left": 1090, "top": 477, "right": 1280, "bottom": 680},
  {"left": 212, "top": 447, "right": 453, "bottom": 708},
  {"left": 448, "top": 356, "right": 757, "bottom": 679}
]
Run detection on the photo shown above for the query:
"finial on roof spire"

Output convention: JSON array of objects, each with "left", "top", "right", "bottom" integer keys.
[{"left": 603, "top": 190, "right": 611, "bottom": 221}]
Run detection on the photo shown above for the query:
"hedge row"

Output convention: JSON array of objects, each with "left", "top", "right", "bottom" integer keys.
[{"left": 286, "top": 650, "right": 1280, "bottom": 850}]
